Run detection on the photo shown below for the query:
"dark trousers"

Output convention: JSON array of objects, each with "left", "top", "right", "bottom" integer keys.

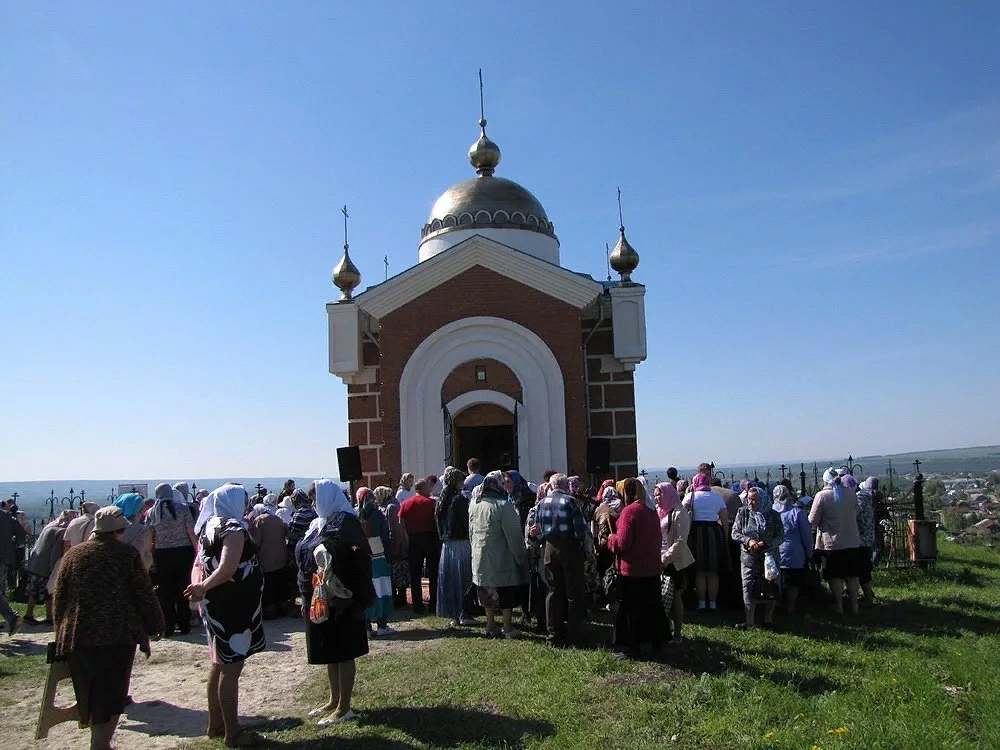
[
  {"left": 407, "top": 531, "right": 440, "bottom": 613},
  {"left": 153, "top": 546, "right": 195, "bottom": 634},
  {"left": 542, "top": 539, "right": 586, "bottom": 644}
]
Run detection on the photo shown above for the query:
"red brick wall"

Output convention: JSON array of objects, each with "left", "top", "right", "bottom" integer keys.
[
  {"left": 582, "top": 302, "right": 639, "bottom": 481},
  {"left": 376, "top": 265, "right": 588, "bottom": 482}
]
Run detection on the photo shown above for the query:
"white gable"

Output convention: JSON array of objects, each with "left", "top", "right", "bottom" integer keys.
[{"left": 354, "top": 235, "right": 603, "bottom": 319}]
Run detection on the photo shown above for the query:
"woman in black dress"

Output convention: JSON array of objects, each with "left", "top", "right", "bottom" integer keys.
[
  {"left": 297, "top": 479, "right": 372, "bottom": 726},
  {"left": 184, "top": 483, "right": 265, "bottom": 748}
]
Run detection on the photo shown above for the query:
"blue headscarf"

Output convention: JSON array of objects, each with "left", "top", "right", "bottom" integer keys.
[
  {"left": 114, "top": 492, "right": 145, "bottom": 520},
  {"left": 505, "top": 470, "right": 527, "bottom": 501}
]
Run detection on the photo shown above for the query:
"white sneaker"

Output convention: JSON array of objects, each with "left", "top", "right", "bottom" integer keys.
[{"left": 376, "top": 626, "right": 396, "bottom": 637}]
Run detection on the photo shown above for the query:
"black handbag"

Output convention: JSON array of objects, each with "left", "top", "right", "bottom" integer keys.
[{"left": 463, "top": 583, "right": 485, "bottom": 617}]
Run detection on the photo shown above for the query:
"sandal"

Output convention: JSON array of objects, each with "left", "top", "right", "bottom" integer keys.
[{"left": 225, "top": 728, "right": 265, "bottom": 747}]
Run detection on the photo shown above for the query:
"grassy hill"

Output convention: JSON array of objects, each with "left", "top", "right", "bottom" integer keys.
[{"left": 175, "top": 537, "right": 1000, "bottom": 749}]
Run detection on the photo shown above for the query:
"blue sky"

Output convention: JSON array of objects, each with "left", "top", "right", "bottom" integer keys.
[{"left": 2, "top": 1, "right": 998, "bottom": 480}]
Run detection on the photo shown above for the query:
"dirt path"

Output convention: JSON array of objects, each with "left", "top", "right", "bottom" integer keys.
[{"left": 0, "top": 615, "right": 435, "bottom": 750}]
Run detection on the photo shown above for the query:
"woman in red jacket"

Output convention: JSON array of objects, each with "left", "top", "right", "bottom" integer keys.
[{"left": 608, "top": 477, "right": 668, "bottom": 657}]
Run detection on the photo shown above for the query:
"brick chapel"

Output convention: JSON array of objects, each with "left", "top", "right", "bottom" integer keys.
[{"left": 326, "top": 114, "right": 648, "bottom": 488}]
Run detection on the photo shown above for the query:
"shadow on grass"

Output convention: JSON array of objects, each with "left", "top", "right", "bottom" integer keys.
[
  {"left": 356, "top": 705, "right": 556, "bottom": 747},
  {"left": 629, "top": 638, "right": 848, "bottom": 697}
]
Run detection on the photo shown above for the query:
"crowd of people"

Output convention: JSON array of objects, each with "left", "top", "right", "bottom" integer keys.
[{"left": 0, "top": 461, "right": 881, "bottom": 748}]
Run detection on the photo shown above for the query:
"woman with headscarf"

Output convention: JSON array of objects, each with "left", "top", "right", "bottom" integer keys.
[
  {"left": 357, "top": 487, "right": 395, "bottom": 636},
  {"left": 395, "top": 473, "right": 415, "bottom": 504},
  {"left": 809, "top": 468, "right": 862, "bottom": 615},
  {"left": 296, "top": 480, "right": 371, "bottom": 726},
  {"left": 848, "top": 475, "right": 877, "bottom": 606},
  {"left": 469, "top": 471, "right": 528, "bottom": 638},
  {"left": 522, "top": 482, "right": 550, "bottom": 631},
  {"left": 771, "top": 484, "right": 812, "bottom": 615},
  {"left": 608, "top": 478, "right": 668, "bottom": 656},
  {"left": 52, "top": 507, "right": 164, "bottom": 750},
  {"left": 567, "top": 476, "right": 601, "bottom": 607},
  {"left": 593, "top": 485, "right": 623, "bottom": 585},
  {"left": 504, "top": 470, "right": 535, "bottom": 530},
  {"left": 376, "top": 484, "right": 409, "bottom": 607},
  {"left": 435, "top": 467, "right": 474, "bottom": 626},
  {"left": 183, "top": 483, "right": 265, "bottom": 747},
  {"left": 287, "top": 488, "right": 318, "bottom": 549},
  {"left": 173, "top": 482, "right": 196, "bottom": 520},
  {"left": 114, "top": 492, "right": 154, "bottom": 572},
  {"left": 731, "top": 487, "right": 783, "bottom": 629},
  {"left": 148, "top": 482, "right": 198, "bottom": 636},
  {"left": 655, "top": 482, "right": 692, "bottom": 643},
  {"left": 248, "top": 499, "right": 288, "bottom": 620},
  {"left": 686, "top": 473, "right": 730, "bottom": 611},
  {"left": 23, "top": 512, "right": 70, "bottom": 625},
  {"left": 276, "top": 495, "right": 295, "bottom": 525}
]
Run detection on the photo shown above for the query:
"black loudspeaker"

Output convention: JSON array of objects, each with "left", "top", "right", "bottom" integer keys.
[
  {"left": 337, "top": 446, "right": 364, "bottom": 482},
  {"left": 587, "top": 438, "right": 611, "bottom": 474}
]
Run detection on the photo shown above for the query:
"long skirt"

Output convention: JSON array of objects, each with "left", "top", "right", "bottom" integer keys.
[
  {"left": 306, "top": 608, "right": 369, "bottom": 664},
  {"left": 366, "top": 548, "right": 394, "bottom": 623},
  {"left": 612, "top": 575, "right": 669, "bottom": 654},
  {"left": 389, "top": 558, "right": 410, "bottom": 590},
  {"left": 436, "top": 539, "right": 472, "bottom": 620},
  {"left": 821, "top": 547, "right": 863, "bottom": 581},
  {"left": 689, "top": 521, "right": 731, "bottom": 573},
  {"left": 68, "top": 644, "right": 135, "bottom": 726}
]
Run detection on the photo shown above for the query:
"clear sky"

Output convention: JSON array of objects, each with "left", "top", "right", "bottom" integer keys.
[{"left": 2, "top": 2, "right": 998, "bottom": 481}]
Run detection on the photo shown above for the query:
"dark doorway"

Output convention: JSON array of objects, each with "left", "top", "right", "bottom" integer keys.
[
  {"left": 452, "top": 403, "right": 517, "bottom": 474},
  {"left": 457, "top": 424, "right": 516, "bottom": 475}
]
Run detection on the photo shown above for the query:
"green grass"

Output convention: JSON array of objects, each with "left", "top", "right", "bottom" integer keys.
[
  {"left": 105, "top": 539, "right": 1000, "bottom": 748},
  {"left": 0, "top": 602, "right": 50, "bottom": 707}
]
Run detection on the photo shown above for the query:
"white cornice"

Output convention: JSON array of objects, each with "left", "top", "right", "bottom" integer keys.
[{"left": 353, "top": 235, "right": 604, "bottom": 319}]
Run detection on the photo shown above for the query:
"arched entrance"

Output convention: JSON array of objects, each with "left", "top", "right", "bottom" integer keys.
[{"left": 399, "top": 317, "right": 565, "bottom": 482}]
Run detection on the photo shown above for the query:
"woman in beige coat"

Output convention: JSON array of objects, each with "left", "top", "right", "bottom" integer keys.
[
  {"left": 655, "top": 482, "right": 693, "bottom": 644},
  {"left": 469, "top": 471, "right": 527, "bottom": 638}
]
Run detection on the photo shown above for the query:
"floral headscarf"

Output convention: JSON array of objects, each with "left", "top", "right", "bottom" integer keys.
[
  {"left": 443, "top": 466, "right": 464, "bottom": 489},
  {"left": 482, "top": 470, "right": 505, "bottom": 497},
  {"left": 568, "top": 476, "right": 583, "bottom": 497},
  {"left": 373, "top": 485, "right": 394, "bottom": 507},
  {"left": 536, "top": 482, "right": 551, "bottom": 503}
]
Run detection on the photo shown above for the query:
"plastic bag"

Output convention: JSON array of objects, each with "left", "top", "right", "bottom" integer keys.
[
  {"left": 309, "top": 572, "right": 329, "bottom": 624},
  {"left": 764, "top": 552, "right": 780, "bottom": 582}
]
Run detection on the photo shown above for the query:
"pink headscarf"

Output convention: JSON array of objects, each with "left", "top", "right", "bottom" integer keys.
[
  {"left": 692, "top": 473, "right": 712, "bottom": 492},
  {"left": 536, "top": 482, "right": 551, "bottom": 503},
  {"left": 655, "top": 482, "right": 680, "bottom": 520}
]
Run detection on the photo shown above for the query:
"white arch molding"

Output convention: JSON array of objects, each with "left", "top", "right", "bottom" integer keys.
[
  {"left": 445, "top": 390, "right": 528, "bottom": 465},
  {"left": 399, "top": 317, "right": 567, "bottom": 482}
]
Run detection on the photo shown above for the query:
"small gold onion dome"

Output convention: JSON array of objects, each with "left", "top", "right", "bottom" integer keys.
[
  {"left": 468, "top": 118, "right": 501, "bottom": 176},
  {"left": 332, "top": 245, "right": 361, "bottom": 300},
  {"left": 609, "top": 225, "right": 640, "bottom": 282}
]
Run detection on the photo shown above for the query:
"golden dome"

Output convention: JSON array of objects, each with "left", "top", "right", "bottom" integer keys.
[
  {"left": 332, "top": 246, "right": 361, "bottom": 300},
  {"left": 609, "top": 226, "right": 640, "bottom": 282},
  {"left": 469, "top": 119, "right": 501, "bottom": 176}
]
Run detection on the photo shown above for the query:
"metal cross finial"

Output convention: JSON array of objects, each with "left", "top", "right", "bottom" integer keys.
[
  {"left": 605, "top": 242, "right": 611, "bottom": 281},
  {"left": 478, "top": 68, "right": 486, "bottom": 133},
  {"left": 617, "top": 186, "right": 625, "bottom": 230},
  {"left": 384, "top": 255, "right": 389, "bottom": 281},
  {"left": 341, "top": 205, "right": 349, "bottom": 251}
]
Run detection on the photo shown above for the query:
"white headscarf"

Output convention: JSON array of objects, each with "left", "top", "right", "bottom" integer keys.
[
  {"left": 306, "top": 479, "right": 355, "bottom": 537},
  {"left": 194, "top": 483, "right": 249, "bottom": 535},
  {"left": 637, "top": 475, "right": 655, "bottom": 510}
]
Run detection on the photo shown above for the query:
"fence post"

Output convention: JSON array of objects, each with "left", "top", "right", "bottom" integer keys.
[
  {"left": 799, "top": 464, "right": 807, "bottom": 497},
  {"left": 913, "top": 460, "right": 924, "bottom": 521}
]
